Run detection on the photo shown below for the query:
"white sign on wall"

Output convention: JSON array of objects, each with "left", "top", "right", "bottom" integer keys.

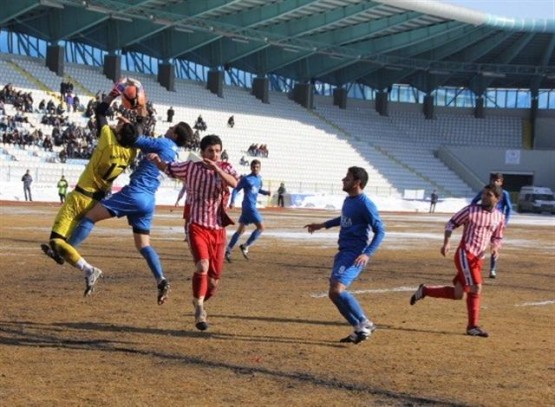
[{"left": 505, "top": 149, "right": 521, "bottom": 165}]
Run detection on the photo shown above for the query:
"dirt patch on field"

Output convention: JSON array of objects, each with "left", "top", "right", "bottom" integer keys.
[{"left": 1, "top": 202, "right": 554, "bottom": 406}]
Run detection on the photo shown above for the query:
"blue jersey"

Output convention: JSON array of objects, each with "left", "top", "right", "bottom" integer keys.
[
  {"left": 100, "top": 135, "right": 179, "bottom": 232},
  {"left": 325, "top": 194, "right": 385, "bottom": 257},
  {"left": 129, "top": 136, "right": 179, "bottom": 193},
  {"left": 231, "top": 173, "right": 270, "bottom": 212},
  {"left": 471, "top": 189, "right": 512, "bottom": 224}
]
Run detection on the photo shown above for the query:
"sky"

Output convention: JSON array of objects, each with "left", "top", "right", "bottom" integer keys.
[{"left": 443, "top": 0, "right": 555, "bottom": 19}]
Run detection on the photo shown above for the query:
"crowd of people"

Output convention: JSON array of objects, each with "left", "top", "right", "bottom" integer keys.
[{"left": 246, "top": 143, "right": 269, "bottom": 157}]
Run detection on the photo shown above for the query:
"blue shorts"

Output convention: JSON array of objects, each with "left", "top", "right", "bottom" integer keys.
[
  {"left": 101, "top": 186, "right": 155, "bottom": 232},
  {"left": 238, "top": 208, "right": 263, "bottom": 225},
  {"left": 331, "top": 251, "right": 364, "bottom": 286}
]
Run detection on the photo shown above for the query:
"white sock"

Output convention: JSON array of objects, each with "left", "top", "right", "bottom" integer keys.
[{"left": 76, "top": 258, "right": 91, "bottom": 273}]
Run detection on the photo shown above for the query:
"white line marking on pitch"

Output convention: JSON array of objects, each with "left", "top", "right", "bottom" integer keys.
[
  {"left": 310, "top": 286, "right": 416, "bottom": 298},
  {"left": 515, "top": 300, "right": 555, "bottom": 307}
]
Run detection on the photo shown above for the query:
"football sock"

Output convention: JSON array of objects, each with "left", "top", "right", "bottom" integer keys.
[
  {"left": 227, "top": 232, "right": 240, "bottom": 251},
  {"left": 51, "top": 238, "right": 83, "bottom": 267},
  {"left": 140, "top": 246, "right": 164, "bottom": 281},
  {"left": 466, "top": 292, "right": 480, "bottom": 328},
  {"left": 76, "top": 258, "right": 91, "bottom": 272},
  {"left": 245, "top": 229, "right": 262, "bottom": 247},
  {"left": 68, "top": 217, "right": 95, "bottom": 247},
  {"left": 424, "top": 286, "right": 456, "bottom": 299},
  {"left": 205, "top": 281, "right": 218, "bottom": 302},
  {"left": 490, "top": 255, "right": 497, "bottom": 271},
  {"left": 192, "top": 273, "right": 208, "bottom": 299},
  {"left": 338, "top": 291, "right": 367, "bottom": 326}
]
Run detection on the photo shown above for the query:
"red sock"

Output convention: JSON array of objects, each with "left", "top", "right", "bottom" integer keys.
[
  {"left": 466, "top": 292, "right": 480, "bottom": 328},
  {"left": 204, "top": 283, "right": 217, "bottom": 302},
  {"left": 424, "top": 286, "right": 456, "bottom": 299},
  {"left": 192, "top": 273, "right": 208, "bottom": 299}
]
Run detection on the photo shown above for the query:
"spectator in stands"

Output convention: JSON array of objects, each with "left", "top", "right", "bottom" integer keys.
[
  {"left": 38, "top": 99, "right": 46, "bottom": 113},
  {"left": 239, "top": 155, "right": 249, "bottom": 167},
  {"left": 46, "top": 100, "right": 56, "bottom": 114},
  {"left": 227, "top": 115, "right": 235, "bottom": 128},
  {"left": 247, "top": 143, "right": 258, "bottom": 156},
  {"left": 194, "top": 114, "right": 207, "bottom": 131},
  {"left": 65, "top": 93, "right": 74, "bottom": 113},
  {"left": 22, "top": 169, "right": 33, "bottom": 201},
  {"left": 277, "top": 182, "right": 286, "bottom": 208},
  {"left": 42, "top": 136, "right": 53, "bottom": 152},
  {"left": 73, "top": 95, "right": 80, "bottom": 112},
  {"left": 57, "top": 175, "right": 69, "bottom": 204},
  {"left": 429, "top": 190, "right": 439, "bottom": 213},
  {"left": 221, "top": 149, "right": 229, "bottom": 162},
  {"left": 167, "top": 106, "right": 175, "bottom": 123},
  {"left": 259, "top": 144, "right": 268, "bottom": 157}
]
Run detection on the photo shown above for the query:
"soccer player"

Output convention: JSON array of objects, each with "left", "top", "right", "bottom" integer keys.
[
  {"left": 148, "top": 134, "right": 239, "bottom": 331},
  {"left": 225, "top": 159, "right": 270, "bottom": 262},
  {"left": 470, "top": 173, "right": 512, "bottom": 278},
  {"left": 304, "top": 167, "right": 385, "bottom": 344},
  {"left": 54, "top": 121, "right": 193, "bottom": 304},
  {"left": 410, "top": 184, "right": 505, "bottom": 338},
  {"left": 41, "top": 84, "right": 139, "bottom": 270}
]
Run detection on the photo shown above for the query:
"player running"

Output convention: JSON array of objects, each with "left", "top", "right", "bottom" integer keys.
[
  {"left": 225, "top": 159, "right": 270, "bottom": 262},
  {"left": 410, "top": 184, "right": 505, "bottom": 338}
]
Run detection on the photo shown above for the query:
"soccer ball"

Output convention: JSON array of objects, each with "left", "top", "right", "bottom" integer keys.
[{"left": 119, "top": 79, "right": 146, "bottom": 110}]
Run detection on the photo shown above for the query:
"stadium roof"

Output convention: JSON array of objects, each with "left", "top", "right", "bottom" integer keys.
[{"left": 1, "top": 0, "right": 554, "bottom": 92}]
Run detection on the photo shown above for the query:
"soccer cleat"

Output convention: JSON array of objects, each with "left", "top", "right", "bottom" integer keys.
[
  {"left": 194, "top": 304, "right": 208, "bottom": 331},
  {"left": 466, "top": 326, "right": 489, "bottom": 338},
  {"left": 239, "top": 244, "right": 249, "bottom": 260},
  {"left": 41, "top": 243, "right": 65, "bottom": 265},
  {"left": 489, "top": 269, "right": 497, "bottom": 279},
  {"left": 157, "top": 279, "right": 170, "bottom": 305},
  {"left": 225, "top": 250, "right": 232, "bottom": 263},
  {"left": 410, "top": 284, "right": 425, "bottom": 305},
  {"left": 340, "top": 322, "right": 376, "bottom": 344},
  {"left": 84, "top": 267, "right": 103, "bottom": 296}
]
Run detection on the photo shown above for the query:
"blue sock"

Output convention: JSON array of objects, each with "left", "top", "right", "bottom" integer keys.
[
  {"left": 68, "top": 217, "right": 95, "bottom": 247},
  {"left": 245, "top": 229, "right": 262, "bottom": 247},
  {"left": 140, "top": 246, "right": 164, "bottom": 281},
  {"left": 490, "top": 255, "right": 497, "bottom": 271},
  {"left": 338, "top": 291, "right": 367, "bottom": 326},
  {"left": 227, "top": 232, "right": 240, "bottom": 251}
]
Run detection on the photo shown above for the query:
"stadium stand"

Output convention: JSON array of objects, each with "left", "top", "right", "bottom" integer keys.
[{"left": 0, "top": 54, "right": 525, "bottom": 199}]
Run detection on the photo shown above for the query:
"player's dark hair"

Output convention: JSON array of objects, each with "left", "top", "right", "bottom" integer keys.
[
  {"left": 174, "top": 121, "right": 193, "bottom": 147},
  {"left": 250, "top": 159, "right": 261, "bottom": 168},
  {"left": 348, "top": 166, "right": 369, "bottom": 189},
  {"left": 484, "top": 184, "right": 502, "bottom": 199},
  {"left": 491, "top": 172, "right": 504, "bottom": 182},
  {"left": 118, "top": 123, "right": 138, "bottom": 147},
  {"left": 200, "top": 134, "right": 222, "bottom": 151}
]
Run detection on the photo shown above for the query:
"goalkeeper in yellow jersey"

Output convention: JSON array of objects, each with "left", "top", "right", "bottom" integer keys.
[{"left": 41, "top": 80, "right": 140, "bottom": 279}]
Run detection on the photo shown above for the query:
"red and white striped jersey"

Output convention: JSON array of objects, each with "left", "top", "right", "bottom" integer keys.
[
  {"left": 167, "top": 160, "right": 239, "bottom": 229},
  {"left": 446, "top": 204, "right": 505, "bottom": 257}
]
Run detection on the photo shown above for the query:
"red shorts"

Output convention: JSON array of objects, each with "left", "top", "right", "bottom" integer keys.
[
  {"left": 453, "top": 246, "right": 483, "bottom": 290},
  {"left": 188, "top": 223, "right": 226, "bottom": 279}
]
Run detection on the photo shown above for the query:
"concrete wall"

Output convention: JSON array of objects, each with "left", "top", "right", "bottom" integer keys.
[
  {"left": 439, "top": 146, "right": 555, "bottom": 190},
  {"left": 534, "top": 118, "right": 555, "bottom": 149}
]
